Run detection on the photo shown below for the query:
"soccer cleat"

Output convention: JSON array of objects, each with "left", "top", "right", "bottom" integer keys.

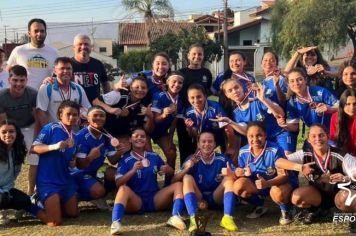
[
  {"left": 30, "top": 192, "right": 44, "bottom": 209},
  {"left": 0, "top": 210, "right": 10, "bottom": 225},
  {"left": 110, "top": 220, "right": 122, "bottom": 235},
  {"left": 166, "top": 215, "right": 186, "bottom": 230},
  {"left": 220, "top": 215, "right": 238, "bottom": 231},
  {"left": 246, "top": 206, "right": 268, "bottom": 219},
  {"left": 279, "top": 210, "right": 292, "bottom": 225},
  {"left": 188, "top": 216, "right": 198, "bottom": 232},
  {"left": 92, "top": 198, "right": 110, "bottom": 210}
]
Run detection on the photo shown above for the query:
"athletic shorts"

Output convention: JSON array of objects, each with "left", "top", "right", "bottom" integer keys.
[
  {"left": 37, "top": 183, "right": 77, "bottom": 204},
  {"left": 202, "top": 191, "right": 221, "bottom": 209},
  {"left": 74, "top": 173, "right": 100, "bottom": 201},
  {"left": 137, "top": 191, "right": 158, "bottom": 213},
  {"left": 270, "top": 131, "right": 298, "bottom": 153}
]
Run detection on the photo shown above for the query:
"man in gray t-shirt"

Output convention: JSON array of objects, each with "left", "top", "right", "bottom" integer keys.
[{"left": 0, "top": 65, "right": 37, "bottom": 195}]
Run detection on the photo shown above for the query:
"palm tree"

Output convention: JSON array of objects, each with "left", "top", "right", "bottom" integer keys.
[{"left": 122, "top": 0, "right": 174, "bottom": 46}]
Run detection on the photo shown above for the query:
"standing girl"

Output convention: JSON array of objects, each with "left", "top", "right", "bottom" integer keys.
[
  {"left": 151, "top": 72, "right": 184, "bottom": 185},
  {"left": 177, "top": 43, "right": 213, "bottom": 163},
  {"left": 330, "top": 88, "right": 356, "bottom": 156}
]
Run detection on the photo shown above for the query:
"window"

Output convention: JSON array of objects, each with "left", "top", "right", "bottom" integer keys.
[
  {"left": 243, "top": 40, "right": 252, "bottom": 46},
  {"left": 99, "top": 47, "right": 107, "bottom": 53}
]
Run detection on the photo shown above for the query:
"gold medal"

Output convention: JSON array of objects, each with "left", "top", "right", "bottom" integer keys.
[
  {"left": 142, "top": 159, "right": 150, "bottom": 167},
  {"left": 110, "top": 138, "right": 120, "bottom": 147}
]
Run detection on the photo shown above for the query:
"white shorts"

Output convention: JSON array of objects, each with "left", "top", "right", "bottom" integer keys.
[{"left": 21, "top": 124, "right": 39, "bottom": 166}]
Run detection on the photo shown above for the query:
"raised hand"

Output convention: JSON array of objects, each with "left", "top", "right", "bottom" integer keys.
[
  {"left": 297, "top": 46, "right": 317, "bottom": 55},
  {"left": 184, "top": 118, "right": 194, "bottom": 128},
  {"left": 114, "top": 75, "right": 129, "bottom": 91},
  {"left": 133, "top": 160, "right": 143, "bottom": 171},
  {"left": 88, "top": 143, "right": 104, "bottom": 160},
  {"left": 255, "top": 174, "right": 269, "bottom": 189},
  {"left": 301, "top": 161, "right": 315, "bottom": 176}
]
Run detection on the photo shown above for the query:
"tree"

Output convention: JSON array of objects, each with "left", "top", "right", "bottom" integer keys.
[
  {"left": 149, "top": 26, "right": 223, "bottom": 68},
  {"left": 118, "top": 50, "right": 151, "bottom": 73},
  {"left": 178, "top": 26, "right": 223, "bottom": 66},
  {"left": 271, "top": 0, "right": 356, "bottom": 61},
  {"left": 122, "top": 0, "right": 174, "bottom": 46}
]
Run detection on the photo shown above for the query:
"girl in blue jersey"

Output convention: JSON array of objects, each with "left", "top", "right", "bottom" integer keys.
[
  {"left": 215, "top": 78, "right": 296, "bottom": 154},
  {"left": 279, "top": 68, "right": 339, "bottom": 133},
  {"left": 233, "top": 122, "right": 298, "bottom": 225},
  {"left": 151, "top": 72, "right": 184, "bottom": 185},
  {"left": 184, "top": 83, "right": 236, "bottom": 159},
  {"left": 73, "top": 106, "right": 122, "bottom": 208},
  {"left": 212, "top": 51, "right": 256, "bottom": 95},
  {"left": 93, "top": 76, "right": 154, "bottom": 151},
  {"left": 0, "top": 120, "right": 45, "bottom": 225},
  {"left": 116, "top": 52, "right": 171, "bottom": 95},
  {"left": 261, "top": 51, "right": 288, "bottom": 106},
  {"left": 31, "top": 100, "right": 80, "bottom": 226},
  {"left": 172, "top": 132, "right": 238, "bottom": 232},
  {"left": 110, "top": 128, "right": 186, "bottom": 235}
]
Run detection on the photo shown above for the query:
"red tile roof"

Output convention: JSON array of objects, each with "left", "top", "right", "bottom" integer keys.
[{"left": 119, "top": 22, "right": 196, "bottom": 46}]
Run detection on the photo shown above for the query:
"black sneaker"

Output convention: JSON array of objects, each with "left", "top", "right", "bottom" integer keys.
[
  {"left": 293, "top": 207, "right": 308, "bottom": 223},
  {"left": 302, "top": 208, "right": 319, "bottom": 225}
]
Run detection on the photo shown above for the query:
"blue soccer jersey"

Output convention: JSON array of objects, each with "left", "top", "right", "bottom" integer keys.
[
  {"left": 233, "top": 99, "right": 284, "bottom": 139},
  {"left": 182, "top": 153, "right": 234, "bottom": 193},
  {"left": 286, "top": 86, "right": 339, "bottom": 130},
  {"left": 115, "top": 151, "right": 165, "bottom": 197},
  {"left": 212, "top": 71, "right": 255, "bottom": 95},
  {"left": 239, "top": 141, "right": 298, "bottom": 187},
  {"left": 185, "top": 100, "right": 227, "bottom": 142},
  {"left": 262, "top": 75, "right": 288, "bottom": 105},
  {"left": 129, "top": 70, "right": 164, "bottom": 95},
  {"left": 74, "top": 127, "right": 116, "bottom": 176},
  {"left": 34, "top": 122, "right": 77, "bottom": 187},
  {"left": 151, "top": 91, "right": 184, "bottom": 139}
]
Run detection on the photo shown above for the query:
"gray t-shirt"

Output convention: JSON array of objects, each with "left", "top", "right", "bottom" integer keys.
[{"left": 0, "top": 87, "right": 37, "bottom": 128}]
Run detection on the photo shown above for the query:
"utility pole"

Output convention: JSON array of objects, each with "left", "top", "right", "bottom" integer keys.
[
  {"left": 217, "top": 10, "right": 221, "bottom": 43},
  {"left": 4, "top": 25, "right": 9, "bottom": 55},
  {"left": 223, "top": 0, "right": 228, "bottom": 70}
]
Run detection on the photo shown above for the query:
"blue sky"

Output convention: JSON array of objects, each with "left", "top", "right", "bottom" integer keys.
[{"left": 0, "top": 0, "right": 261, "bottom": 41}]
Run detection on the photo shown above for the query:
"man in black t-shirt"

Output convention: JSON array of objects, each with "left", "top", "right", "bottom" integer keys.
[{"left": 71, "top": 34, "right": 111, "bottom": 103}]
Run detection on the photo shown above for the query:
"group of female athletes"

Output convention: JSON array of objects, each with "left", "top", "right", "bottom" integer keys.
[{"left": 1, "top": 43, "right": 356, "bottom": 235}]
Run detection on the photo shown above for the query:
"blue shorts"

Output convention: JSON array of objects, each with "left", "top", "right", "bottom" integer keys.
[
  {"left": 37, "top": 183, "right": 77, "bottom": 204},
  {"left": 202, "top": 191, "right": 221, "bottom": 209},
  {"left": 137, "top": 191, "right": 157, "bottom": 213},
  {"left": 270, "top": 131, "right": 298, "bottom": 153},
  {"left": 74, "top": 173, "right": 99, "bottom": 201}
]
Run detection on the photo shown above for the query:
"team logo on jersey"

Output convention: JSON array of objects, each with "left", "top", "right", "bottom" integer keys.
[
  {"left": 317, "top": 91, "right": 322, "bottom": 97},
  {"left": 215, "top": 174, "right": 223, "bottom": 182},
  {"left": 256, "top": 113, "right": 264, "bottom": 121},
  {"left": 198, "top": 174, "right": 203, "bottom": 183},
  {"left": 266, "top": 166, "right": 276, "bottom": 176},
  {"left": 265, "top": 89, "right": 272, "bottom": 96},
  {"left": 153, "top": 165, "right": 159, "bottom": 175},
  {"left": 202, "top": 76, "right": 208, "bottom": 83},
  {"left": 27, "top": 55, "right": 49, "bottom": 69}
]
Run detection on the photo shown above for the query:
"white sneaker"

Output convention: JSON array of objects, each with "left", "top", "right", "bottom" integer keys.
[
  {"left": 246, "top": 206, "right": 268, "bottom": 219},
  {"left": 110, "top": 220, "right": 122, "bottom": 235},
  {"left": 166, "top": 215, "right": 186, "bottom": 230},
  {"left": 0, "top": 210, "right": 10, "bottom": 225},
  {"left": 92, "top": 198, "right": 110, "bottom": 210}
]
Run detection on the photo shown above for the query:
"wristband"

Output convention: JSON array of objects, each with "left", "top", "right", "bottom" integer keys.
[{"left": 48, "top": 142, "right": 61, "bottom": 151}]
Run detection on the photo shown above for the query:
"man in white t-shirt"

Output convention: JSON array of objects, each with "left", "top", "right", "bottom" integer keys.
[
  {"left": 6, "top": 18, "right": 58, "bottom": 90},
  {"left": 0, "top": 48, "right": 9, "bottom": 90}
]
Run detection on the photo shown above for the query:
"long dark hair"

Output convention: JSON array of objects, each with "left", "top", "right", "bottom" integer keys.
[
  {"left": 219, "top": 78, "right": 242, "bottom": 118},
  {"left": 286, "top": 67, "right": 307, "bottom": 99},
  {"left": 0, "top": 120, "right": 27, "bottom": 165},
  {"left": 337, "top": 88, "right": 356, "bottom": 149}
]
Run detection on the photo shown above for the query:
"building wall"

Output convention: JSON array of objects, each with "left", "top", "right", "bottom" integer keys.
[
  {"left": 239, "top": 25, "right": 260, "bottom": 45},
  {"left": 124, "top": 45, "right": 147, "bottom": 53},
  {"left": 234, "top": 8, "right": 258, "bottom": 26},
  {"left": 93, "top": 39, "right": 113, "bottom": 57}
]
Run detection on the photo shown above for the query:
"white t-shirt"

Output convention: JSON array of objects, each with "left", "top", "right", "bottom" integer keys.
[
  {"left": 7, "top": 43, "right": 59, "bottom": 90},
  {"left": 36, "top": 80, "right": 91, "bottom": 122},
  {"left": 0, "top": 70, "right": 9, "bottom": 90}
]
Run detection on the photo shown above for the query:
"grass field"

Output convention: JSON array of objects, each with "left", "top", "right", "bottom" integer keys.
[{"left": 0, "top": 127, "right": 352, "bottom": 235}]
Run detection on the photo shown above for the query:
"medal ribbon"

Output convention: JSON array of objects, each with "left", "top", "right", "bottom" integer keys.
[
  {"left": 313, "top": 148, "right": 331, "bottom": 173},
  {"left": 58, "top": 86, "right": 71, "bottom": 101},
  {"left": 194, "top": 102, "right": 208, "bottom": 134},
  {"left": 247, "top": 142, "right": 267, "bottom": 167}
]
